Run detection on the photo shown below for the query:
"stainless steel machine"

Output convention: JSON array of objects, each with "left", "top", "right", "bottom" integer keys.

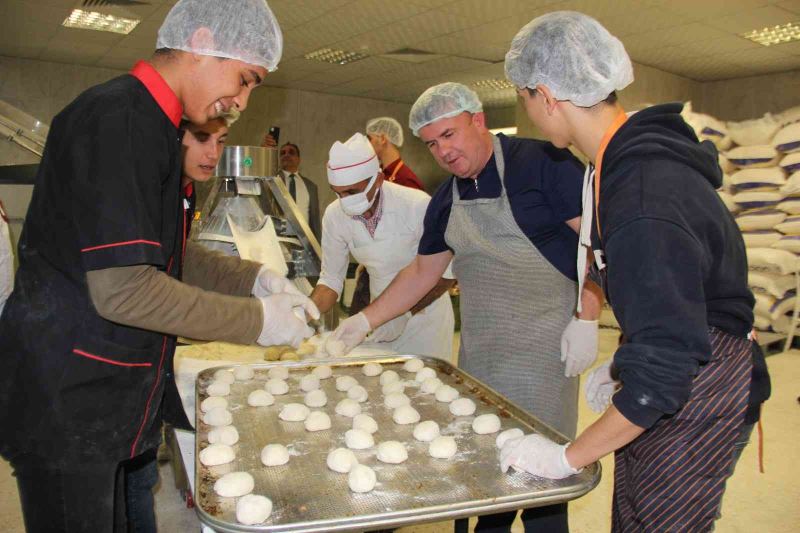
[{"left": 192, "top": 145, "right": 335, "bottom": 326}]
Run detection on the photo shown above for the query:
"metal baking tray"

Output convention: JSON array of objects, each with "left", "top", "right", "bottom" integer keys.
[{"left": 194, "top": 355, "right": 601, "bottom": 532}]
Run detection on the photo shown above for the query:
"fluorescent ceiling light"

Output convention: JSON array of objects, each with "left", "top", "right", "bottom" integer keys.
[
  {"left": 489, "top": 126, "right": 517, "bottom": 136},
  {"left": 304, "top": 47, "right": 368, "bottom": 65},
  {"left": 740, "top": 21, "right": 800, "bottom": 46},
  {"left": 473, "top": 79, "right": 515, "bottom": 91},
  {"left": 62, "top": 8, "right": 140, "bottom": 35}
]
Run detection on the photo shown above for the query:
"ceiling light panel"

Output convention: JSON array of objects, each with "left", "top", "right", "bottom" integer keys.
[
  {"left": 62, "top": 9, "right": 140, "bottom": 35},
  {"left": 741, "top": 21, "right": 800, "bottom": 46},
  {"left": 304, "top": 47, "right": 369, "bottom": 65},
  {"left": 473, "top": 79, "right": 516, "bottom": 91}
]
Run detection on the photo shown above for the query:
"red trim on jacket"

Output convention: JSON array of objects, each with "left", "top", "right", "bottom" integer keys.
[
  {"left": 130, "top": 60, "right": 183, "bottom": 128},
  {"left": 72, "top": 349, "right": 152, "bottom": 368},
  {"left": 130, "top": 336, "right": 168, "bottom": 458},
  {"left": 81, "top": 239, "right": 162, "bottom": 253},
  {"left": 328, "top": 153, "right": 377, "bottom": 170}
]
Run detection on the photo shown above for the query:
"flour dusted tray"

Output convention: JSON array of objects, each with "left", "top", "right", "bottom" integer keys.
[{"left": 195, "top": 355, "right": 600, "bottom": 532}]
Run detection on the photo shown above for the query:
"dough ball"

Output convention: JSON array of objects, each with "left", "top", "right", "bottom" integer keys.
[
  {"left": 304, "top": 411, "right": 332, "bottom": 432},
  {"left": 472, "top": 414, "right": 501, "bottom": 434},
  {"left": 415, "top": 367, "right": 436, "bottom": 383},
  {"left": 312, "top": 365, "right": 333, "bottom": 379},
  {"left": 214, "top": 472, "right": 254, "bottom": 498},
  {"left": 379, "top": 370, "right": 400, "bottom": 385},
  {"left": 263, "top": 345, "right": 291, "bottom": 361},
  {"left": 207, "top": 425, "right": 239, "bottom": 446},
  {"left": 236, "top": 494, "right": 272, "bottom": 525},
  {"left": 496, "top": 428, "right": 525, "bottom": 449},
  {"left": 347, "top": 385, "right": 368, "bottom": 403},
  {"left": 402, "top": 358, "right": 424, "bottom": 373},
  {"left": 345, "top": 429, "right": 374, "bottom": 450},
  {"left": 233, "top": 366, "right": 255, "bottom": 381},
  {"left": 420, "top": 377, "right": 442, "bottom": 394},
  {"left": 203, "top": 407, "right": 232, "bottom": 427},
  {"left": 304, "top": 389, "right": 328, "bottom": 408},
  {"left": 299, "top": 374, "right": 321, "bottom": 392},
  {"left": 326, "top": 339, "right": 346, "bottom": 357},
  {"left": 384, "top": 392, "right": 410, "bottom": 409},
  {"left": 279, "top": 350, "right": 299, "bottom": 361},
  {"left": 362, "top": 362, "right": 382, "bottom": 376},
  {"left": 348, "top": 464, "right": 376, "bottom": 493},
  {"left": 376, "top": 441, "right": 408, "bottom": 464},
  {"left": 200, "top": 396, "right": 228, "bottom": 413},
  {"left": 429, "top": 436, "right": 457, "bottom": 459},
  {"left": 296, "top": 340, "right": 316, "bottom": 357},
  {"left": 352, "top": 414, "right": 378, "bottom": 434},
  {"left": 327, "top": 447, "right": 358, "bottom": 473},
  {"left": 199, "top": 443, "right": 235, "bottom": 466},
  {"left": 213, "top": 369, "right": 235, "bottom": 384},
  {"left": 382, "top": 381, "right": 405, "bottom": 395},
  {"left": 435, "top": 384, "right": 459, "bottom": 403},
  {"left": 268, "top": 366, "right": 289, "bottom": 380},
  {"left": 265, "top": 378, "right": 289, "bottom": 395},
  {"left": 413, "top": 420, "right": 440, "bottom": 442},
  {"left": 335, "top": 398, "right": 362, "bottom": 418},
  {"left": 392, "top": 405, "right": 420, "bottom": 425},
  {"left": 335, "top": 375, "right": 358, "bottom": 392},
  {"left": 449, "top": 398, "right": 476, "bottom": 416},
  {"left": 247, "top": 389, "right": 275, "bottom": 407},
  {"left": 279, "top": 403, "right": 310, "bottom": 422},
  {"left": 206, "top": 381, "right": 230, "bottom": 397},
  {"left": 260, "top": 444, "right": 290, "bottom": 466}
]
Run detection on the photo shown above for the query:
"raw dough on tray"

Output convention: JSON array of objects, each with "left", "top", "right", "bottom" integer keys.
[
  {"left": 327, "top": 447, "right": 358, "bottom": 473},
  {"left": 214, "top": 472, "right": 254, "bottom": 498},
  {"left": 247, "top": 390, "right": 275, "bottom": 407},
  {"left": 199, "top": 444, "right": 235, "bottom": 466},
  {"left": 236, "top": 494, "right": 273, "bottom": 525},
  {"left": 429, "top": 436, "right": 457, "bottom": 459},
  {"left": 348, "top": 464, "right": 376, "bottom": 493},
  {"left": 261, "top": 444, "right": 290, "bottom": 466},
  {"left": 376, "top": 441, "right": 408, "bottom": 464}
]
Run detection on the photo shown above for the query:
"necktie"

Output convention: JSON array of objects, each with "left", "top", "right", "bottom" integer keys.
[{"left": 287, "top": 173, "right": 297, "bottom": 200}]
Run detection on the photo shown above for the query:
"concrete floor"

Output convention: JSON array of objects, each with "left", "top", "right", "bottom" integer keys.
[{"left": 1, "top": 329, "right": 798, "bottom": 532}]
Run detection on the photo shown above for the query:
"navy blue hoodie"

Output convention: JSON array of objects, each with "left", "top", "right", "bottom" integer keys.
[{"left": 594, "top": 103, "right": 763, "bottom": 428}]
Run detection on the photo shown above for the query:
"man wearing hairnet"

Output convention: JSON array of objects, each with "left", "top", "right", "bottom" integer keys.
[
  {"left": 501, "top": 11, "right": 770, "bottom": 531},
  {"left": 0, "top": 1, "right": 318, "bottom": 530},
  {"left": 365, "top": 116, "right": 425, "bottom": 191},
  {"left": 329, "top": 82, "right": 602, "bottom": 532}
]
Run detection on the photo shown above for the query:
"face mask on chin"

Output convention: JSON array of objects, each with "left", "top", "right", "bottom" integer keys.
[{"left": 339, "top": 174, "right": 379, "bottom": 216}]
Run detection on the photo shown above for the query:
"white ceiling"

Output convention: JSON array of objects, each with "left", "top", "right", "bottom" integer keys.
[{"left": 1, "top": 0, "right": 799, "bottom": 107}]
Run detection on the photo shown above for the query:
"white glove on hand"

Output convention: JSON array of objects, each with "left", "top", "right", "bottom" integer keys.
[
  {"left": 257, "top": 294, "right": 316, "bottom": 348},
  {"left": 326, "top": 312, "right": 371, "bottom": 356},
  {"left": 560, "top": 317, "right": 599, "bottom": 377},
  {"left": 499, "top": 434, "right": 580, "bottom": 479},
  {"left": 367, "top": 312, "right": 411, "bottom": 343},
  {"left": 584, "top": 360, "right": 619, "bottom": 413},
  {"left": 252, "top": 266, "right": 304, "bottom": 299}
]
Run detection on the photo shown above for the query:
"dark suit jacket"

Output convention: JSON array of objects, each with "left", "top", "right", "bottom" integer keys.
[{"left": 299, "top": 174, "right": 321, "bottom": 241}]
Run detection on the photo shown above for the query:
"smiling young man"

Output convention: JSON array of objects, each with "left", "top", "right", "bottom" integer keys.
[{"left": 0, "top": 2, "right": 318, "bottom": 531}]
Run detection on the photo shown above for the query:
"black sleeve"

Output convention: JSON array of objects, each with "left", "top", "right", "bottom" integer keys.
[
  {"left": 71, "top": 106, "right": 168, "bottom": 271},
  {"left": 606, "top": 217, "right": 711, "bottom": 428},
  {"left": 541, "top": 149, "right": 585, "bottom": 223},
  {"left": 418, "top": 179, "right": 454, "bottom": 255}
]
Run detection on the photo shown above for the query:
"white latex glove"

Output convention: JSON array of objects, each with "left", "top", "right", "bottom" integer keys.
[
  {"left": 326, "top": 312, "right": 371, "bottom": 356},
  {"left": 252, "top": 266, "right": 304, "bottom": 299},
  {"left": 584, "top": 360, "right": 619, "bottom": 413},
  {"left": 367, "top": 312, "right": 411, "bottom": 343},
  {"left": 560, "top": 317, "right": 598, "bottom": 377},
  {"left": 257, "top": 294, "right": 316, "bottom": 348},
  {"left": 499, "top": 434, "right": 581, "bottom": 479}
]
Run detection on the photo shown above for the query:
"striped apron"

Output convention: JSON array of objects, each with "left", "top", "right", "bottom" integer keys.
[{"left": 611, "top": 326, "right": 753, "bottom": 532}]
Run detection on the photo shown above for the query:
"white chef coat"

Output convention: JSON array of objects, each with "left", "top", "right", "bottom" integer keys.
[
  {"left": 0, "top": 202, "right": 13, "bottom": 316},
  {"left": 319, "top": 182, "right": 455, "bottom": 360}
]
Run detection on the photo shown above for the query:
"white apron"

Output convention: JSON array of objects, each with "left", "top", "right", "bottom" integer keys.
[{"left": 350, "top": 207, "right": 454, "bottom": 361}]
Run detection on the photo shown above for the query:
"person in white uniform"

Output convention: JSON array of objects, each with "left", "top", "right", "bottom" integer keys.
[
  {"left": 0, "top": 200, "right": 12, "bottom": 317},
  {"left": 311, "top": 133, "right": 455, "bottom": 360}
]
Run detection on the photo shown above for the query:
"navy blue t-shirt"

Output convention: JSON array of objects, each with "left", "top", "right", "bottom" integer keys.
[{"left": 418, "top": 134, "right": 585, "bottom": 281}]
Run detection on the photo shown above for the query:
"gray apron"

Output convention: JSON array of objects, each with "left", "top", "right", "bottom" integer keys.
[{"left": 444, "top": 136, "right": 579, "bottom": 438}]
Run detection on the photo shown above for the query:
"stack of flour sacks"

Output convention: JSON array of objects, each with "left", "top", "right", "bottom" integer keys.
[{"left": 683, "top": 103, "right": 800, "bottom": 333}]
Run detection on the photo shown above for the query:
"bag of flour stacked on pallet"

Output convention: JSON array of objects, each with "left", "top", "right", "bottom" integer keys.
[
  {"left": 773, "top": 122, "right": 800, "bottom": 154},
  {"left": 727, "top": 113, "right": 780, "bottom": 146},
  {"left": 777, "top": 105, "right": 800, "bottom": 128},
  {"left": 726, "top": 145, "right": 781, "bottom": 169},
  {"left": 741, "top": 230, "right": 782, "bottom": 247},
  {"left": 749, "top": 270, "right": 796, "bottom": 299},
  {"left": 780, "top": 153, "right": 800, "bottom": 174},
  {"left": 730, "top": 167, "right": 786, "bottom": 209},
  {"left": 747, "top": 247, "right": 800, "bottom": 275},
  {"left": 769, "top": 291, "right": 797, "bottom": 321},
  {"left": 681, "top": 102, "right": 732, "bottom": 150},
  {"left": 736, "top": 209, "right": 786, "bottom": 231}
]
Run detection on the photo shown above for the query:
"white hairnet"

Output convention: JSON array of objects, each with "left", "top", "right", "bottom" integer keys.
[
  {"left": 504, "top": 11, "right": 633, "bottom": 107},
  {"left": 366, "top": 117, "right": 404, "bottom": 147},
  {"left": 157, "top": 0, "right": 283, "bottom": 72},
  {"left": 409, "top": 82, "right": 483, "bottom": 137}
]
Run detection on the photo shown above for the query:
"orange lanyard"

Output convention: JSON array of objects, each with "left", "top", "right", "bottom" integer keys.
[
  {"left": 387, "top": 160, "right": 404, "bottom": 182},
  {"left": 593, "top": 111, "right": 628, "bottom": 238}
]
